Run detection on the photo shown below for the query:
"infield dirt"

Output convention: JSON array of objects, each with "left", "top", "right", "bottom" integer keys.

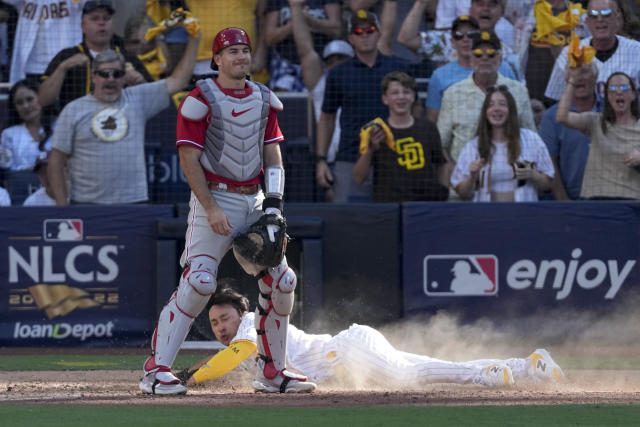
[{"left": 2, "top": 367, "right": 639, "bottom": 407}]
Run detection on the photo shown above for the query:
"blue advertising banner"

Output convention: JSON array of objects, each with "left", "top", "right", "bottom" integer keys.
[
  {"left": 0, "top": 205, "right": 174, "bottom": 347},
  {"left": 402, "top": 202, "right": 640, "bottom": 318},
  {"left": 146, "top": 149, "right": 190, "bottom": 203}
]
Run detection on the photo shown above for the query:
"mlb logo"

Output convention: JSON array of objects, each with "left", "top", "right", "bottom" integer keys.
[
  {"left": 423, "top": 255, "right": 498, "bottom": 296},
  {"left": 43, "top": 219, "right": 83, "bottom": 242}
]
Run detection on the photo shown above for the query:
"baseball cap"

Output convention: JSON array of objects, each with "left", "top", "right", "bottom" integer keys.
[
  {"left": 471, "top": 30, "right": 502, "bottom": 50},
  {"left": 33, "top": 150, "right": 50, "bottom": 172},
  {"left": 348, "top": 9, "right": 380, "bottom": 33},
  {"left": 83, "top": 0, "right": 115, "bottom": 16},
  {"left": 322, "top": 40, "right": 354, "bottom": 59},
  {"left": 451, "top": 15, "right": 479, "bottom": 33}
]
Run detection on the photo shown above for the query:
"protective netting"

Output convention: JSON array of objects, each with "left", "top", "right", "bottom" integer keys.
[{"left": 0, "top": 1, "right": 638, "bottom": 205}]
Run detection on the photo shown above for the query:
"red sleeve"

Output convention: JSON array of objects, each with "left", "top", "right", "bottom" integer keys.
[
  {"left": 176, "top": 87, "right": 210, "bottom": 150},
  {"left": 264, "top": 108, "right": 284, "bottom": 144}
]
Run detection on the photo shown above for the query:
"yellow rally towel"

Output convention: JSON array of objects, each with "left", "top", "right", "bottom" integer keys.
[
  {"left": 568, "top": 32, "right": 595, "bottom": 67},
  {"left": 531, "top": 0, "right": 585, "bottom": 46},
  {"left": 145, "top": 8, "right": 200, "bottom": 41},
  {"left": 191, "top": 340, "right": 257, "bottom": 384},
  {"left": 146, "top": 0, "right": 171, "bottom": 25},
  {"left": 359, "top": 118, "right": 395, "bottom": 154},
  {"left": 138, "top": 47, "right": 168, "bottom": 80}
]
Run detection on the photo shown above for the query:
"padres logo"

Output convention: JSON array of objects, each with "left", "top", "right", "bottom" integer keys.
[
  {"left": 91, "top": 107, "right": 128, "bottom": 142},
  {"left": 396, "top": 137, "right": 424, "bottom": 170}
]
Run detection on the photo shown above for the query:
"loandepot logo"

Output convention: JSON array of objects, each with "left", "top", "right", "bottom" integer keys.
[{"left": 13, "top": 321, "right": 115, "bottom": 341}]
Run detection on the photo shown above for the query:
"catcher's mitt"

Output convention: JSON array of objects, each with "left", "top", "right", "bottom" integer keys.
[
  {"left": 175, "top": 368, "right": 193, "bottom": 386},
  {"left": 233, "top": 214, "right": 288, "bottom": 269}
]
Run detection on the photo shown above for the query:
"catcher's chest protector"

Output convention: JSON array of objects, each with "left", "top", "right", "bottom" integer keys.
[{"left": 196, "top": 79, "right": 270, "bottom": 182}]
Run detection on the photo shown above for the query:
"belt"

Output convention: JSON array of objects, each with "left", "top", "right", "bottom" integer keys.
[{"left": 208, "top": 181, "right": 259, "bottom": 195}]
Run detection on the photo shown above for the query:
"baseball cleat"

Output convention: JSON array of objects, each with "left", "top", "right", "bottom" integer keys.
[
  {"left": 527, "top": 348, "right": 565, "bottom": 383},
  {"left": 139, "top": 356, "right": 187, "bottom": 395},
  {"left": 253, "top": 369, "right": 317, "bottom": 394},
  {"left": 139, "top": 370, "right": 187, "bottom": 395},
  {"left": 474, "top": 363, "right": 514, "bottom": 387}
]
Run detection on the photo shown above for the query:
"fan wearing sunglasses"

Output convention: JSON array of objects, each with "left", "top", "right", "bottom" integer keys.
[
  {"left": 398, "top": 11, "right": 516, "bottom": 123},
  {"left": 398, "top": 1, "right": 518, "bottom": 69},
  {"left": 538, "top": 62, "right": 599, "bottom": 201},
  {"left": 315, "top": 9, "right": 410, "bottom": 203},
  {"left": 545, "top": 0, "right": 640, "bottom": 103},
  {"left": 437, "top": 30, "right": 536, "bottom": 199},
  {"left": 39, "top": 0, "right": 150, "bottom": 111},
  {"left": 557, "top": 67, "right": 640, "bottom": 200},
  {"left": 47, "top": 29, "right": 201, "bottom": 206}
]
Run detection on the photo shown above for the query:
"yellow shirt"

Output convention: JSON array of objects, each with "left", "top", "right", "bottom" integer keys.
[
  {"left": 191, "top": 340, "right": 257, "bottom": 384},
  {"left": 186, "top": 0, "right": 259, "bottom": 62}
]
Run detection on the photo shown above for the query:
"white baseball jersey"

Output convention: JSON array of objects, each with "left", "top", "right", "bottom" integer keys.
[
  {"left": 233, "top": 312, "right": 334, "bottom": 383},
  {"left": 231, "top": 313, "right": 530, "bottom": 387},
  {"left": 0, "top": 124, "right": 52, "bottom": 171},
  {"left": 545, "top": 35, "right": 640, "bottom": 102},
  {"left": 450, "top": 129, "right": 555, "bottom": 202},
  {"left": 7, "top": 0, "right": 84, "bottom": 83}
]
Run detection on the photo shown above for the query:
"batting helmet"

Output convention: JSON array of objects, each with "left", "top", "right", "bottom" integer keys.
[{"left": 212, "top": 27, "right": 252, "bottom": 55}]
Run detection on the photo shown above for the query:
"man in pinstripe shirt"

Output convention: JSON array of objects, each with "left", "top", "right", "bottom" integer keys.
[
  {"left": 180, "top": 285, "right": 566, "bottom": 389},
  {"left": 545, "top": 0, "right": 640, "bottom": 103}
]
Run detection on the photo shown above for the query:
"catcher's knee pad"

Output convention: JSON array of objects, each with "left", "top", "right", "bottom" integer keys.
[
  {"left": 258, "top": 257, "right": 296, "bottom": 316},
  {"left": 175, "top": 255, "right": 218, "bottom": 318}
]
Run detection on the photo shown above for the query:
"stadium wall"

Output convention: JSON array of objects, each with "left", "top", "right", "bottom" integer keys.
[{"left": 1, "top": 202, "right": 639, "bottom": 347}]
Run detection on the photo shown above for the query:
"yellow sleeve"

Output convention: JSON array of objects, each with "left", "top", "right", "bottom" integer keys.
[{"left": 191, "top": 340, "right": 257, "bottom": 384}]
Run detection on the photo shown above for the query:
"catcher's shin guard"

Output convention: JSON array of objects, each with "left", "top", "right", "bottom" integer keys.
[
  {"left": 255, "top": 256, "right": 296, "bottom": 380},
  {"left": 153, "top": 256, "right": 218, "bottom": 368}
]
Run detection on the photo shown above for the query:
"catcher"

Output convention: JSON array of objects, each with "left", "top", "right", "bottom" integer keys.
[
  {"left": 179, "top": 282, "right": 566, "bottom": 390},
  {"left": 139, "top": 27, "right": 315, "bottom": 395}
]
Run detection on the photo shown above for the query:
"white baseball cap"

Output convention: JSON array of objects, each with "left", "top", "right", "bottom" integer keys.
[{"left": 322, "top": 40, "right": 355, "bottom": 60}]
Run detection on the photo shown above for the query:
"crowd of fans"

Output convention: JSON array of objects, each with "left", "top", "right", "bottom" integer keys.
[{"left": 0, "top": 0, "right": 639, "bottom": 205}]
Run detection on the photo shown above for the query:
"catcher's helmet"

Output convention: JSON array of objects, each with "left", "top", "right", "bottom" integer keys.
[{"left": 212, "top": 27, "right": 252, "bottom": 55}]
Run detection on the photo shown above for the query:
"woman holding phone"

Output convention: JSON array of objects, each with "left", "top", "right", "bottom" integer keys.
[{"left": 451, "top": 85, "right": 554, "bottom": 202}]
